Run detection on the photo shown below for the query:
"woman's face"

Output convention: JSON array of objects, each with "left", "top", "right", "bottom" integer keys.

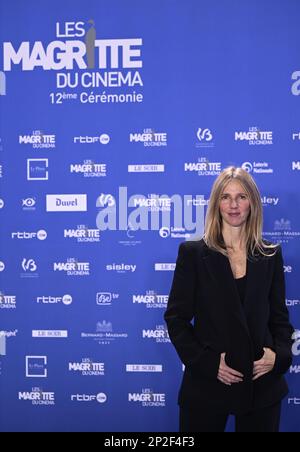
[{"left": 219, "top": 180, "right": 251, "bottom": 228}]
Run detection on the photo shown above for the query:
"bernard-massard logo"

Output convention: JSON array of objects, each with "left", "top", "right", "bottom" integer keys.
[{"left": 81, "top": 321, "right": 128, "bottom": 345}]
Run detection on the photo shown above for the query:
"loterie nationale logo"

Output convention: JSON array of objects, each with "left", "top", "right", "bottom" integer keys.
[{"left": 2, "top": 20, "right": 143, "bottom": 104}]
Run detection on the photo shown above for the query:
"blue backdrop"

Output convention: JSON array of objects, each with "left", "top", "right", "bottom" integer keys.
[{"left": 0, "top": 0, "right": 299, "bottom": 432}]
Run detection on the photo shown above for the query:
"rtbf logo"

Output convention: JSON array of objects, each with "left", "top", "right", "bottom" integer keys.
[
  {"left": 71, "top": 393, "right": 107, "bottom": 403},
  {"left": 73, "top": 134, "right": 110, "bottom": 144},
  {"left": 12, "top": 230, "right": 47, "bottom": 240},
  {"left": 36, "top": 294, "right": 72, "bottom": 305}
]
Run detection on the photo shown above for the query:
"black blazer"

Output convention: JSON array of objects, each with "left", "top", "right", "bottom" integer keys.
[{"left": 164, "top": 239, "right": 294, "bottom": 415}]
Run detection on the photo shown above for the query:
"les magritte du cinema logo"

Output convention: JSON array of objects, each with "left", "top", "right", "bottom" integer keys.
[{"left": 1, "top": 20, "right": 143, "bottom": 96}]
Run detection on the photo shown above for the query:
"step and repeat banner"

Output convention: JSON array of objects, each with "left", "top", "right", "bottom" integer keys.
[{"left": 0, "top": 0, "right": 299, "bottom": 432}]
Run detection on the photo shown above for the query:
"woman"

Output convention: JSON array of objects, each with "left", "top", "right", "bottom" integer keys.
[{"left": 164, "top": 166, "right": 294, "bottom": 432}]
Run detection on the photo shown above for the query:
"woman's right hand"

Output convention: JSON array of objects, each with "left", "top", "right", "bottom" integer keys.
[{"left": 217, "top": 353, "right": 244, "bottom": 386}]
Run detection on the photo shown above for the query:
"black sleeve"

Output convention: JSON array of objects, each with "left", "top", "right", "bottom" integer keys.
[
  {"left": 164, "top": 242, "right": 220, "bottom": 379},
  {"left": 269, "top": 245, "right": 294, "bottom": 375}
]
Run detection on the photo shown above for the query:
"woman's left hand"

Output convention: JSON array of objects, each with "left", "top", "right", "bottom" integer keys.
[{"left": 253, "top": 347, "right": 276, "bottom": 381}]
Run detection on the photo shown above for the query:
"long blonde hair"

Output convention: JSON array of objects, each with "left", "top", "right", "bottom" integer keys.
[{"left": 203, "top": 166, "right": 278, "bottom": 258}]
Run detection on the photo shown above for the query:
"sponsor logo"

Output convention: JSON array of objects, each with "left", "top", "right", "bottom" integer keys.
[
  {"left": 106, "top": 263, "right": 136, "bottom": 274},
  {"left": 126, "top": 364, "right": 162, "bottom": 373},
  {"left": 18, "top": 388, "right": 55, "bottom": 405},
  {"left": 132, "top": 291, "right": 168, "bottom": 309},
  {"left": 12, "top": 230, "right": 47, "bottom": 240},
  {"left": 184, "top": 158, "right": 222, "bottom": 176},
  {"left": 46, "top": 194, "right": 87, "bottom": 212},
  {"left": 81, "top": 322, "right": 128, "bottom": 345},
  {"left": 288, "top": 397, "right": 300, "bottom": 405},
  {"left": 286, "top": 299, "right": 300, "bottom": 307},
  {"left": 21, "top": 259, "right": 38, "bottom": 278},
  {"left": 292, "top": 161, "right": 300, "bottom": 171},
  {"left": 70, "top": 161, "right": 107, "bottom": 177},
  {"left": 128, "top": 164, "right": 165, "bottom": 173},
  {"left": 96, "top": 292, "right": 119, "bottom": 306},
  {"left": 196, "top": 128, "right": 214, "bottom": 148},
  {"left": 242, "top": 161, "right": 274, "bottom": 174},
  {"left": 128, "top": 389, "right": 165, "bottom": 407},
  {"left": 53, "top": 259, "right": 90, "bottom": 276},
  {"left": 130, "top": 129, "right": 167, "bottom": 147},
  {"left": 32, "top": 330, "right": 68, "bottom": 338},
  {"left": 155, "top": 263, "right": 176, "bottom": 271},
  {"left": 36, "top": 294, "right": 73, "bottom": 305},
  {"left": 290, "top": 366, "right": 300, "bottom": 374},
  {"left": 22, "top": 197, "right": 36, "bottom": 210},
  {"left": 142, "top": 325, "right": 170, "bottom": 343},
  {"left": 64, "top": 225, "right": 100, "bottom": 242},
  {"left": 26, "top": 356, "right": 47, "bottom": 378},
  {"left": 27, "top": 159, "right": 49, "bottom": 180},
  {"left": 69, "top": 359, "right": 105, "bottom": 376},
  {"left": 0, "top": 330, "right": 18, "bottom": 356},
  {"left": 0, "top": 262, "right": 5, "bottom": 272},
  {"left": 0, "top": 292, "right": 16, "bottom": 309},
  {"left": 71, "top": 393, "right": 107, "bottom": 403},
  {"left": 19, "top": 131, "right": 56, "bottom": 148},
  {"left": 73, "top": 134, "right": 110, "bottom": 144},
  {"left": 235, "top": 127, "right": 273, "bottom": 145},
  {"left": 261, "top": 196, "right": 279, "bottom": 206},
  {"left": 0, "top": 198, "right": 4, "bottom": 209}
]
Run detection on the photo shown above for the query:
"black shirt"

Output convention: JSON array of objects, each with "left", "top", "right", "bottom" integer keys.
[{"left": 235, "top": 274, "right": 247, "bottom": 304}]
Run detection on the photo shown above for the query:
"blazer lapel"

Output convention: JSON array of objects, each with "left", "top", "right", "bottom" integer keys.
[{"left": 202, "top": 249, "right": 251, "bottom": 339}]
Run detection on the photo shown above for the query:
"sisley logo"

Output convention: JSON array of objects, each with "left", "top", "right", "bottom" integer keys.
[
  {"left": 106, "top": 263, "right": 136, "bottom": 273},
  {"left": 46, "top": 194, "right": 87, "bottom": 212}
]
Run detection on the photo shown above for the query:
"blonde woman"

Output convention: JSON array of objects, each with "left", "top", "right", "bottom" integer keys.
[{"left": 165, "top": 166, "right": 294, "bottom": 432}]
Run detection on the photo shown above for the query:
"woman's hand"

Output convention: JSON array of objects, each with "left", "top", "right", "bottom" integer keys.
[
  {"left": 217, "top": 353, "right": 244, "bottom": 386},
  {"left": 253, "top": 347, "right": 276, "bottom": 381}
]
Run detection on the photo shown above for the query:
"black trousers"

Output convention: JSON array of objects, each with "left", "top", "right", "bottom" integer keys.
[{"left": 179, "top": 401, "right": 281, "bottom": 432}]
